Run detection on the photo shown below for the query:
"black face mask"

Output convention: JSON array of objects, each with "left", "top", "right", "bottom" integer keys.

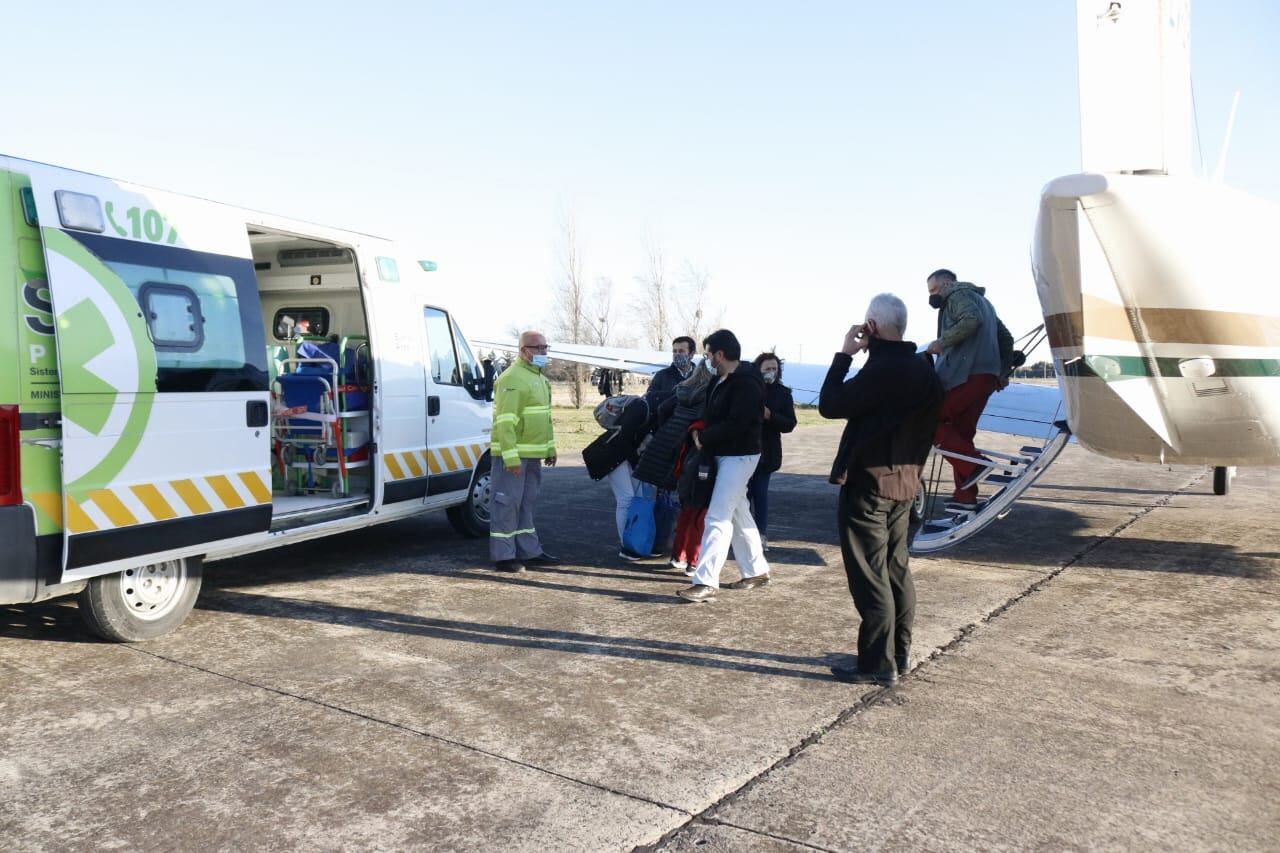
[{"left": 929, "top": 293, "right": 945, "bottom": 310}]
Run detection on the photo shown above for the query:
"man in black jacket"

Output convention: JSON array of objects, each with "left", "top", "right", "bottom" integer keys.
[
  {"left": 645, "top": 336, "right": 697, "bottom": 411},
  {"left": 819, "top": 294, "right": 942, "bottom": 683},
  {"left": 676, "top": 329, "right": 772, "bottom": 603}
]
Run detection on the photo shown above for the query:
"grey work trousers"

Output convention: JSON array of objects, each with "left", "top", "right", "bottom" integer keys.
[
  {"left": 489, "top": 457, "right": 545, "bottom": 562},
  {"left": 837, "top": 484, "right": 915, "bottom": 675}
]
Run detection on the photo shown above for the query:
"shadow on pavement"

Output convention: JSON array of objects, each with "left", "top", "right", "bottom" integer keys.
[{"left": 198, "top": 590, "right": 844, "bottom": 682}]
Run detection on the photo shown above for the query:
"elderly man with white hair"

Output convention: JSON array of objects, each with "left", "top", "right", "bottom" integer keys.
[{"left": 818, "top": 293, "right": 942, "bottom": 685}]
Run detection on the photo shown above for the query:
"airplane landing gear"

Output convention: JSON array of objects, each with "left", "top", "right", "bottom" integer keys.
[{"left": 1212, "top": 466, "right": 1235, "bottom": 496}]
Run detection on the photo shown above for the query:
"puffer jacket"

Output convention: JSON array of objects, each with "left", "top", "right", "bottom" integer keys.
[{"left": 634, "top": 381, "right": 707, "bottom": 488}]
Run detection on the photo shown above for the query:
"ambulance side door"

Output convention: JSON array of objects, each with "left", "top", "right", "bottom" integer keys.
[{"left": 29, "top": 171, "right": 271, "bottom": 578}]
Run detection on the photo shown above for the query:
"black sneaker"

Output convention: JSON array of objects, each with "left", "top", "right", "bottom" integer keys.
[
  {"left": 524, "top": 553, "right": 560, "bottom": 567},
  {"left": 494, "top": 560, "right": 526, "bottom": 573},
  {"left": 830, "top": 665, "right": 897, "bottom": 685},
  {"left": 896, "top": 654, "right": 910, "bottom": 676},
  {"left": 618, "top": 549, "right": 645, "bottom": 562}
]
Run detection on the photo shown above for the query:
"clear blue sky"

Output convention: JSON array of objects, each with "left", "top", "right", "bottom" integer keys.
[{"left": 4, "top": 1, "right": 1277, "bottom": 364}]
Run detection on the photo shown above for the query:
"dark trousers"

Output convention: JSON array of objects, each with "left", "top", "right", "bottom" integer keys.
[
  {"left": 934, "top": 373, "right": 999, "bottom": 502},
  {"left": 837, "top": 484, "right": 915, "bottom": 674},
  {"left": 747, "top": 469, "right": 772, "bottom": 536}
]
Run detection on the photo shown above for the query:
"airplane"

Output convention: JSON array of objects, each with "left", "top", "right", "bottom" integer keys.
[{"left": 476, "top": 0, "right": 1280, "bottom": 555}]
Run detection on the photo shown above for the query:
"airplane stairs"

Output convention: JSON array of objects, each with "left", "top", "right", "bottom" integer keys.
[{"left": 909, "top": 424, "right": 1072, "bottom": 554}]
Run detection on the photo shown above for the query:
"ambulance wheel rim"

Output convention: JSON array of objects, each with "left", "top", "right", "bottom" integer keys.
[
  {"left": 119, "top": 560, "right": 187, "bottom": 620},
  {"left": 471, "top": 471, "right": 492, "bottom": 524}
]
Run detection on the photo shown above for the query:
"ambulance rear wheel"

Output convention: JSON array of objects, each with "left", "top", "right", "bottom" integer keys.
[
  {"left": 448, "top": 458, "right": 491, "bottom": 539},
  {"left": 78, "top": 557, "right": 203, "bottom": 642}
]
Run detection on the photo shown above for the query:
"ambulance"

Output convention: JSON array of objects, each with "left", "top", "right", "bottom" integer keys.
[{"left": 0, "top": 156, "right": 495, "bottom": 641}]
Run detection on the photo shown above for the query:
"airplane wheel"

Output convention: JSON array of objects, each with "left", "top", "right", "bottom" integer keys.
[
  {"left": 910, "top": 479, "right": 927, "bottom": 524},
  {"left": 1213, "top": 466, "right": 1231, "bottom": 496}
]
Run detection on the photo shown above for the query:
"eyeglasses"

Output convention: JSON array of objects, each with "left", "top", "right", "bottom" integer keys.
[{"left": 521, "top": 344, "right": 550, "bottom": 353}]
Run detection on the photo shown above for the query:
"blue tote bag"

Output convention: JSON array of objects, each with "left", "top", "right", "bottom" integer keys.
[{"left": 622, "top": 483, "right": 657, "bottom": 557}]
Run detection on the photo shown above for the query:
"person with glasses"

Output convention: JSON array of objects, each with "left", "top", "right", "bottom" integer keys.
[{"left": 489, "top": 330, "right": 560, "bottom": 572}]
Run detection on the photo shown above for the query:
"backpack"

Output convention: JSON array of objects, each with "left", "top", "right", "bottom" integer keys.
[{"left": 593, "top": 395, "right": 644, "bottom": 430}]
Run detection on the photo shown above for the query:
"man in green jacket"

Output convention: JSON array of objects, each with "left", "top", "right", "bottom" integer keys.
[
  {"left": 489, "top": 330, "right": 559, "bottom": 572},
  {"left": 925, "top": 269, "right": 1014, "bottom": 511}
]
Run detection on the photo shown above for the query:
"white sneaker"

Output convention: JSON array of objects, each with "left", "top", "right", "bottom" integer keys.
[
  {"left": 761, "top": 535, "right": 770, "bottom": 552},
  {"left": 670, "top": 558, "right": 688, "bottom": 571}
]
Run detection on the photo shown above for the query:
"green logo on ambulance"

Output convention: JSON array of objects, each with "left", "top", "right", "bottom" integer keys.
[{"left": 41, "top": 228, "right": 156, "bottom": 500}]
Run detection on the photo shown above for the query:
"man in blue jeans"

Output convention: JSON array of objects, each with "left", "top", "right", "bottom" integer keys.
[{"left": 676, "top": 329, "right": 771, "bottom": 603}]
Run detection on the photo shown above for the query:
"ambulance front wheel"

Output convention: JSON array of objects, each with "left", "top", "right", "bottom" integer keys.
[
  {"left": 448, "top": 457, "right": 492, "bottom": 539},
  {"left": 78, "top": 557, "right": 204, "bottom": 642}
]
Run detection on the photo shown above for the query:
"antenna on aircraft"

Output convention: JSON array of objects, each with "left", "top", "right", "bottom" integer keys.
[{"left": 1212, "top": 90, "right": 1241, "bottom": 183}]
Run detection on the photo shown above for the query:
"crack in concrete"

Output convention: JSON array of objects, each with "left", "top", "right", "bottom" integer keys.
[
  {"left": 637, "top": 471, "right": 1205, "bottom": 852},
  {"left": 124, "top": 646, "right": 692, "bottom": 821},
  {"left": 702, "top": 817, "right": 840, "bottom": 852}
]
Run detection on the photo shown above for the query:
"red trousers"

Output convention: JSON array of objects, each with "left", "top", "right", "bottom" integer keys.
[
  {"left": 934, "top": 373, "right": 999, "bottom": 502},
  {"left": 672, "top": 506, "right": 708, "bottom": 564}
]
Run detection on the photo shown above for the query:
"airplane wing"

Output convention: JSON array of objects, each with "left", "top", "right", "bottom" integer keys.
[{"left": 471, "top": 338, "right": 670, "bottom": 376}]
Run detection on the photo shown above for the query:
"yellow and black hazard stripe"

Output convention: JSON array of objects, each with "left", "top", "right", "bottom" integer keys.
[
  {"left": 31, "top": 469, "right": 275, "bottom": 570},
  {"left": 382, "top": 443, "right": 486, "bottom": 504}
]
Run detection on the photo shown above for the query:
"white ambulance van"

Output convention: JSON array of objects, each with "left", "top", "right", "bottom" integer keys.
[{"left": 0, "top": 156, "right": 494, "bottom": 640}]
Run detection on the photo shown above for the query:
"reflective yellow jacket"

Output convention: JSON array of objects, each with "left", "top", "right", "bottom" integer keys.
[{"left": 491, "top": 359, "right": 555, "bottom": 467}]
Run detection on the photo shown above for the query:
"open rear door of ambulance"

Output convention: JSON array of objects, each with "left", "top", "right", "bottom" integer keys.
[{"left": 28, "top": 167, "right": 272, "bottom": 579}]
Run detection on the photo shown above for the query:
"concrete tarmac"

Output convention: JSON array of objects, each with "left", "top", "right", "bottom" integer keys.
[{"left": 1, "top": 424, "right": 1276, "bottom": 851}]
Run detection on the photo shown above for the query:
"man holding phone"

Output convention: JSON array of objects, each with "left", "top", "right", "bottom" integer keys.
[{"left": 819, "top": 294, "right": 942, "bottom": 684}]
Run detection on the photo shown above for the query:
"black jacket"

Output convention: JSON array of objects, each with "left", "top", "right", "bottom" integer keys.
[
  {"left": 699, "top": 362, "right": 766, "bottom": 457},
  {"left": 645, "top": 363, "right": 694, "bottom": 412},
  {"left": 759, "top": 382, "right": 797, "bottom": 474},
  {"left": 581, "top": 397, "right": 651, "bottom": 480},
  {"left": 818, "top": 340, "right": 942, "bottom": 501}
]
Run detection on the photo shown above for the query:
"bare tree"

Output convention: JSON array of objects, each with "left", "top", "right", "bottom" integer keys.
[
  {"left": 675, "top": 258, "right": 716, "bottom": 343},
  {"left": 585, "top": 276, "right": 618, "bottom": 347},
  {"left": 549, "top": 213, "right": 590, "bottom": 407},
  {"left": 633, "top": 243, "right": 670, "bottom": 350}
]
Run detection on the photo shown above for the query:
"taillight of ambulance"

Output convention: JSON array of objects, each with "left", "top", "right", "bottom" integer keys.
[{"left": 0, "top": 405, "right": 20, "bottom": 506}]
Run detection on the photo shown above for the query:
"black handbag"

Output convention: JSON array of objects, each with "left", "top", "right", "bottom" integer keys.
[{"left": 676, "top": 447, "right": 717, "bottom": 508}]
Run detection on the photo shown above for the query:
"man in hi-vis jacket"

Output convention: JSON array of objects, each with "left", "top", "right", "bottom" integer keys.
[{"left": 489, "top": 330, "right": 560, "bottom": 572}]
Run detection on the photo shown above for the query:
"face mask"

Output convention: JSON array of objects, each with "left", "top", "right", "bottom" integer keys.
[
  {"left": 673, "top": 353, "right": 691, "bottom": 369},
  {"left": 762, "top": 370, "right": 778, "bottom": 384},
  {"left": 703, "top": 357, "right": 716, "bottom": 375},
  {"left": 531, "top": 354, "right": 549, "bottom": 370},
  {"left": 929, "top": 293, "right": 944, "bottom": 310}
]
